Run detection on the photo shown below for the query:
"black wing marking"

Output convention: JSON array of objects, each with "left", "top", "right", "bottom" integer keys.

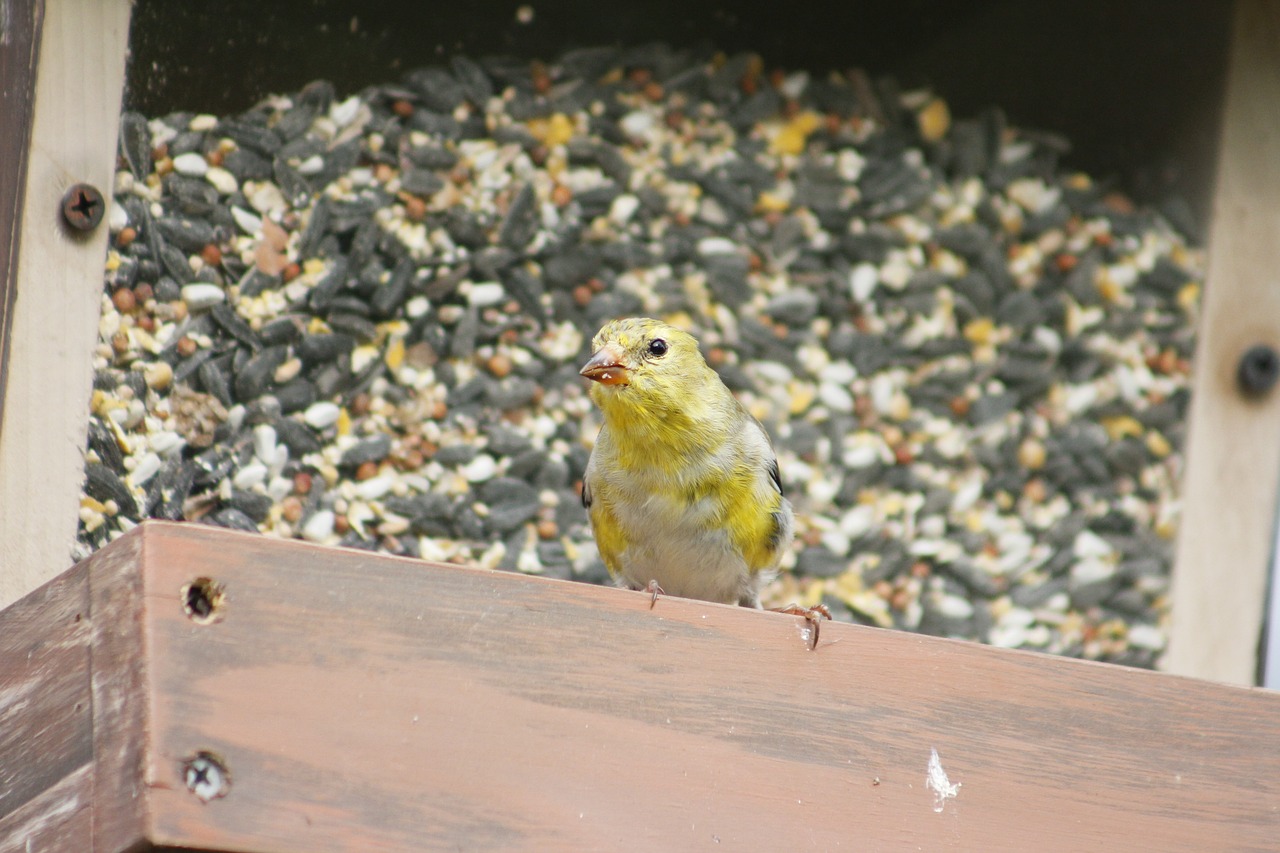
[
  {"left": 581, "top": 475, "right": 593, "bottom": 509},
  {"left": 768, "top": 456, "right": 783, "bottom": 497},
  {"left": 766, "top": 508, "right": 788, "bottom": 551}
]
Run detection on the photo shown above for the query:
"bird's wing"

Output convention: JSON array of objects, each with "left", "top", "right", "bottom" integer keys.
[
  {"left": 585, "top": 487, "right": 625, "bottom": 576},
  {"left": 740, "top": 404, "right": 784, "bottom": 497},
  {"left": 710, "top": 412, "right": 790, "bottom": 573}
]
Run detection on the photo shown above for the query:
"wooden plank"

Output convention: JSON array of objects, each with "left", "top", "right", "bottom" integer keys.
[
  {"left": 0, "top": 0, "right": 43, "bottom": 435},
  {"left": 0, "top": 562, "right": 94, "bottom": 852},
  {"left": 0, "top": 766, "right": 93, "bottom": 853},
  {"left": 0, "top": 0, "right": 132, "bottom": 609},
  {"left": 1166, "top": 0, "right": 1280, "bottom": 685},
  {"left": 0, "top": 530, "right": 152, "bottom": 853},
  {"left": 0, "top": 562, "right": 91, "bottom": 826},
  {"left": 84, "top": 522, "right": 1280, "bottom": 853}
]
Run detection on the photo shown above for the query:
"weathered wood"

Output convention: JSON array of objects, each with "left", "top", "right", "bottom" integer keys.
[
  {"left": 0, "top": 767, "right": 94, "bottom": 853},
  {"left": 89, "top": 531, "right": 153, "bottom": 853},
  {"left": 0, "top": 562, "right": 90, "bottom": 828},
  {"left": 1167, "top": 0, "right": 1280, "bottom": 685},
  {"left": 0, "top": 0, "right": 43, "bottom": 434},
  {"left": 0, "top": 0, "right": 132, "bottom": 609},
  {"left": 4, "top": 522, "right": 1278, "bottom": 852}
]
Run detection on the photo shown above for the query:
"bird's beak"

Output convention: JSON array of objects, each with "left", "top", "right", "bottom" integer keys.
[{"left": 580, "top": 342, "right": 631, "bottom": 386}]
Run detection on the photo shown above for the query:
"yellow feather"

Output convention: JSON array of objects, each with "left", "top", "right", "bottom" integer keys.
[{"left": 587, "top": 492, "right": 627, "bottom": 575}]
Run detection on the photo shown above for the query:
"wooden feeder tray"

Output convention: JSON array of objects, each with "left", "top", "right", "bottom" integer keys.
[{"left": 3, "top": 522, "right": 1280, "bottom": 851}]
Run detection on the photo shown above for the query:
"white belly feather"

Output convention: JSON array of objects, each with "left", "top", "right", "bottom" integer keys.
[{"left": 609, "top": 485, "right": 765, "bottom": 606}]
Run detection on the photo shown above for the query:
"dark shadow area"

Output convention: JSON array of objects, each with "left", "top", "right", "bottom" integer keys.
[{"left": 125, "top": 0, "right": 1229, "bottom": 225}]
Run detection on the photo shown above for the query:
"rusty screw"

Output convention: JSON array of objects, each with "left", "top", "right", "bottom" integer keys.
[
  {"left": 1238, "top": 344, "right": 1280, "bottom": 397},
  {"left": 61, "top": 183, "right": 105, "bottom": 231}
]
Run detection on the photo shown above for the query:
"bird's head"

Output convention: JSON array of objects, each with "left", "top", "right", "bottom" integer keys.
[{"left": 580, "top": 317, "right": 708, "bottom": 407}]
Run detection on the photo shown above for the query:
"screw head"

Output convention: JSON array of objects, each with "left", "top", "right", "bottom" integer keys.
[
  {"left": 61, "top": 183, "right": 105, "bottom": 231},
  {"left": 1238, "top": 344, "right": 1280, "bottom": 397},
  {"left": 182, "top": 751, "right": 231, "bottom": 802}
]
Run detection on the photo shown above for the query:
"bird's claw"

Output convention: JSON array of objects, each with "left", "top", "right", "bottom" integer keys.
[
  {"left": 771, "top": 603, "right": 832, "bottom": 650},
  {"left": 645, "top": 579, "right": 665, "bottom": 609}
]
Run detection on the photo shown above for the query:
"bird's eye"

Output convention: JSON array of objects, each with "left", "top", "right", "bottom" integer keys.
[{"left": 647, "top": 338, "right": 668, "bottom": 357}]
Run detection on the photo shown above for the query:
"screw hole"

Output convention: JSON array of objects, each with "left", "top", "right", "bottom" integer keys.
[{"left": 181, "top": 577, "right": 226, "bottom": 624}]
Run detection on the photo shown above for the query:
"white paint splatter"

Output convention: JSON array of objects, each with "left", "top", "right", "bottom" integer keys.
[{"left": 926, "top": 747, "right": 960, "bottom": 813}]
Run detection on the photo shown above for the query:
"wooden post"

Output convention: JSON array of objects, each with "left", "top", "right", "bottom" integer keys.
[
  {"left": 1166, "top": 0, "right": 1280, "bottom": 684},
  {"left": 3, "top": 522, "right": 1280, "bottom": 852},
  {"left": 0, "top": 0, "right": 132, "bottom": 607}
]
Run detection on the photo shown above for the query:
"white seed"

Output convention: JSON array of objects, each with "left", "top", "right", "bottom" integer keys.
[
  {"left": 171, "top": 152, "right": 209, "bottom": 177},
  {"left": 149, "top": 430, "right": 186, "bottom": 456},
  {"left": 301, "top": 510, "right": 335, "bottom": 542},
  {"left": 1127, "top": 624, "right": 1166, "bottom": 651},
  {"left": 108, "top": 202, "right": 130, "bottom": 232},
  {"left": 129, "top": 452, "right": 162, "bottom": 486},
  {"left": 461, "top": 453, "right": 497, "bottom": 482},
  {"left": 206, "top": 166, "right": 239, "bottom": 195},
  {"left": 467, "top": 282, "right": 506, "bottom": 308},
  {"left": 696, "top": 236, "right": 738, "bottom": 256},
  {"left": 181, "top": 283, "right": 226, "bottom": 311},
  {"left": 233, "top": 462, "right": 268, "bottom": 490},
  {"left": 231, "top": 206, "right": 263, "bottom": 235},
  {"left": 353, "top": 473, "right": 395, "bottom": 501},
  {"left": 245, "top": 181, "right": 287, "bottom": 217},
  {"left": 252, "top": 424, "right": 278, "bottom": 464},
  {"left": 608, "top": 194, "right": 640, "bottom": 224}
]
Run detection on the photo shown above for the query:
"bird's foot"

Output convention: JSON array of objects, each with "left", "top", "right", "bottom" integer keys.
[
  {"left": 770, "top": 603, "right": 832, "bottom": 650},
  {"left": 644, "top": 579, "right": 665, "bottom": 609}
]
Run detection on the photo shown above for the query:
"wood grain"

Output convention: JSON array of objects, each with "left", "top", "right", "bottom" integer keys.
[
  {"left": 88, "top": 531, "right": 153, "bottom": 853},
  {"left": 0, "top": 0, "right": 43, "bottom": 437},
  {"left": 0, "top": 0, "right": 132, "bottom": 608},
  {"left": 0, "top": 558, "right": 94, "bottom": 850},
  {"left": 1167, "top": 0, "right": 1280, "bottom": 684},
  {"left": 91, "top": 522, "right": 1280, "bottom": 853},
  {"left": 0, "top": 767, "right": 93, "bottom": 853},
  {"left": 0, "top": 562, "right": 90, "bottom": 828}
]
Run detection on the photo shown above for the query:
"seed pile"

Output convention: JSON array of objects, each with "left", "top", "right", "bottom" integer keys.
[{"left": 82, "top": 45, "right": 1202, "bottom": 666}]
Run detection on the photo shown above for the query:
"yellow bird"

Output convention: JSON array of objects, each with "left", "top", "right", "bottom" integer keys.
[{"left": 579, "top": 317, "right": 802, "bottom": 614}]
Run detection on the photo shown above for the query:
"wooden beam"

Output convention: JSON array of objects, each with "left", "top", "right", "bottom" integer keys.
[
  {"left": 3, "top": 522, "right": 1280, "bottom": 852},
  {"left": 0, "top": 0, "right": 132, "bottom": 608},
  {"left": 1166, "top": 0, "right": 1280, "bottom": 685}
]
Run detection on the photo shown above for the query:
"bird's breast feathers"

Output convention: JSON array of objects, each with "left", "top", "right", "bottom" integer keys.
[{"left": 585, "top": 420, "right": 792, "bottom": 605}]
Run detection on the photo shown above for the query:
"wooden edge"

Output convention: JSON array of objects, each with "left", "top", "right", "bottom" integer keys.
[
  {"left": 0, "top": 0, "right": 43, "bottom": 431},
  {"left": 0, "top": 561, "right": 92, "bottom": 852},
  {"left": 60, "top": 521, "right": 1280, "bottom": 852},
  {"left": 0, "top": 0, "right": 133, "bottom": 609},
  {"left": 87, "top": 530, "right": 153, "bottom": 853},
  {"left": 1166, "top": 0, "right": 1280, "bottom": 684}
]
